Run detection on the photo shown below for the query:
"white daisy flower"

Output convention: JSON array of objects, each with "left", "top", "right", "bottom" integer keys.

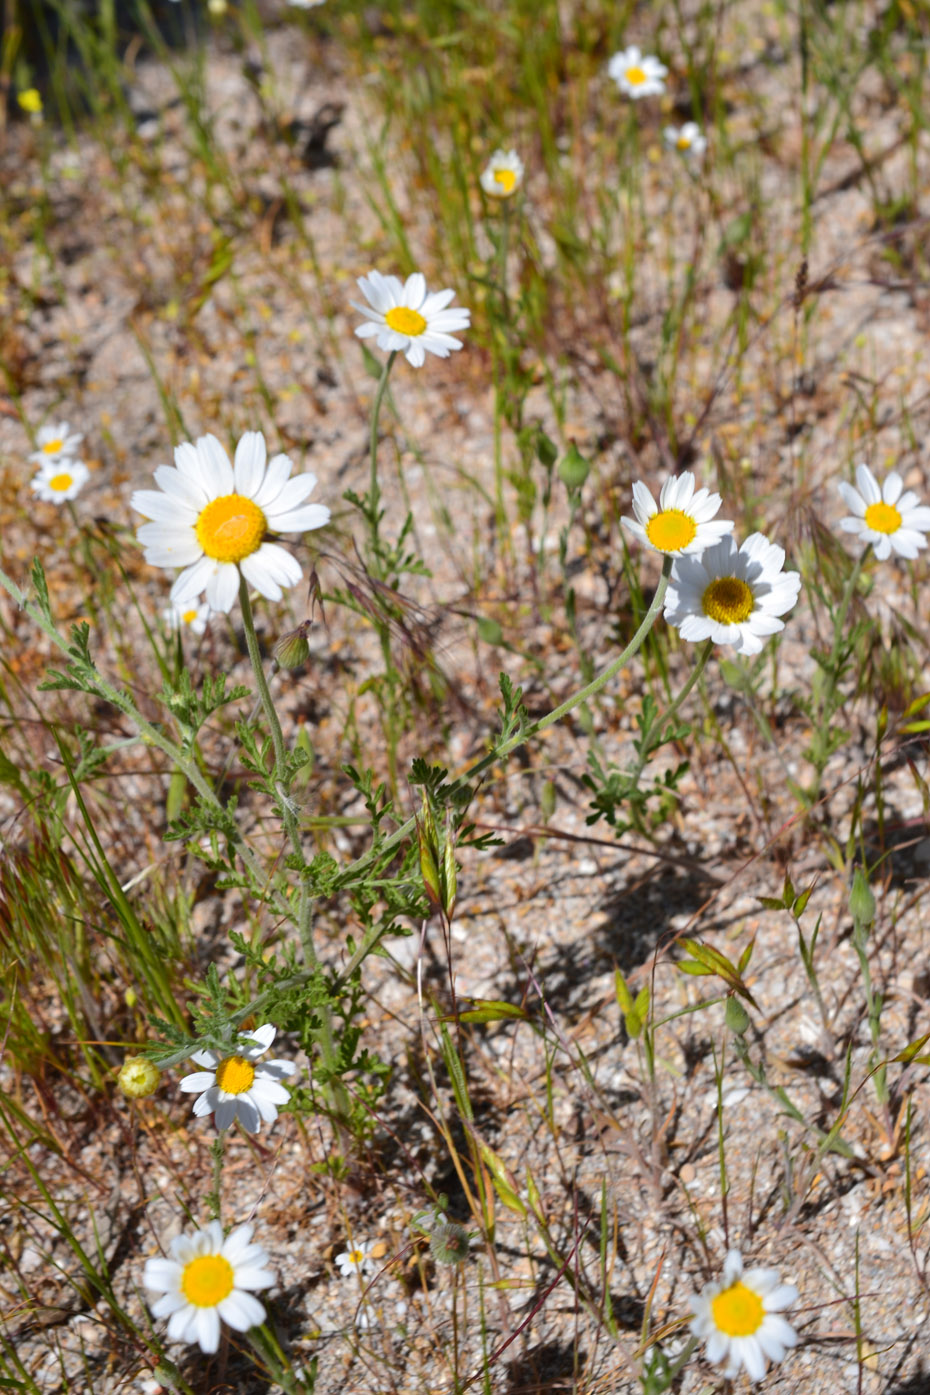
[
  {"left": 607, "top": 46, "right": 668, "bottom": 99},
  {"left": 352, "top": 270, "right": 471, "bottom": 368},
  {"left": 689, "top": 1249, "right": 800, "bottom": 1383},
  {"left": 621, "top": 471, "right": 734, "bottom": 557},
  {"left": 162, "top": 600, "right": 212, "bottom": 636},
  {"left": 480, "top": 148, "right": 525, "bottom": 199},
  {"left": 178, "top": 1024, "right": 298, "bottom": 1134},
  {"left": 837, "top": 462, "right": 930, "bottom": 561},
  {"left": 663, "top": 532, "right": 802, "bottom": 657},
  {"left": 29, "top": 421, "right": 83, "bottom": 464},
  {"left": 663, "top": 122, "right": 707, "bottom": 158},
  {"left": 143, "top": 1220, "right": 275, "bottom": 1355},
  {"left": 30, "top": 458, "right": 90, "bottom": 503},
  {"left": 334, "top": 1240, "right": 376, "bottom": 1278},
  {"left": 131, "top": 431, "right": 329, "bottom": 615}
]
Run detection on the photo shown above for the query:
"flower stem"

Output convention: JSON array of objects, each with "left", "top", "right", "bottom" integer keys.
[
  {"left": 237, "top": 578, "right": 351, "bottom": 1138},
  {"left": 366, "top": 349, "right": 397, "bottom": 561}
]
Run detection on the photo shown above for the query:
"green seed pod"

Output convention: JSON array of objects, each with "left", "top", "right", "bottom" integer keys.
[
  {"left": 429, "top": 1220, "right": 471, "bottom": 1265},
  {"left": 273, "top": 620, "right": 312, "bottom": 670},
  {"left": 849, "top": 867, "right": 875, "bottom": 928}
]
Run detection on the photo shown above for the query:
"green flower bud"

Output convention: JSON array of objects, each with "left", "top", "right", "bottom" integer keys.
[
  {"left": 118, "top": 1056, "right": 161, "bottom": 1099},
  {"left": 725, "top": 996, "right": 751, "bottom": 1037},
  {"left": 849, "top": 867, "right": 875, "bottom": 928},
  {"left": 558, "top": 444, "right": 591, "bottom": 491},
  {"left": 273, "top": 620, "right": 312, "bottom": 671}
]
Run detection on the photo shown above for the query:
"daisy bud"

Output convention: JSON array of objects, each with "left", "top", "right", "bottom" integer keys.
[
  {"left": 725, "top": 996, "right": 751, "bottom": 1037},
  {"left": 118, "top": 1056, "right": 161, "bottom": 1099},
  {"left": 558, "top": 444, "right": 591, "bottom": 492}
]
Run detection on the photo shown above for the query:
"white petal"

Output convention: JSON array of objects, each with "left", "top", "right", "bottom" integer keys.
[
  {"left": 205, "top": 563, "right": 241, "bottom": 613},
  {"left": 194, "top": 1305, "right": 221, "bottom": 1354},
  {"left": 241, "top": 1023, "right": 276, "bottom": 1052},
  {"left": 179, "top": 1070, "right": 216, "bottom": 1093},
  {"left": 252, "top": 453, "right": 295, "bottom": 509},
  {"left": 267, "top": 502, "right": 330, "bottom": 534},
  {"left": 240, "top": 543, "right": 302, "bottom": 600},
  {"left": 262, "top": 472, "right": 318, "bottom": 519},
  {"left": 154, "top": 463, "right": 210, "bottom": 509},
  {"left": 131, "top": 490, "right": 196, "bottom": 523},
  {"left": 196, "top": 434, "right": 235, "bottom": 497},
  {"left": 217, "top": 1289, "right": 266, "bottom": 1331},
  {"left": 234, "top": 431, "right": 267, "bottom": 497}
]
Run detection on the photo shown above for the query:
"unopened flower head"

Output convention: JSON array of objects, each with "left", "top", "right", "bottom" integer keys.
[
  {"left": 132, "top": 431, "right": 329, "bottom": 615},
  {"left": 689, "top": 1249, "right": 800, "bottom": 1383},
  {"left": 273, "top": 619, "right": 312, "bottom": 670},
  {"left": 837, "top": 462, "right": 930, "bottom": 561},
  {"left": 30, "top": 422, "right": 83, "bottom": 464},
  {"left": 663, "top": 122, "right": 707, "bottom": 159},
  {"left": 480, "top": 149, "right": 524, "bottom": 199},
  {"left": 31, "top": 458, "right": 90, "bottom": 503},
  {"left": 607, "top": 46, "right": 668, "bottom": 99},
  {"left": 118, "top": 1056, "right": 161, "bottom": 1099},
  {"left": 622, "top": 472, "right": 733, "bottom": 557},
  {"left": 143, "top": 1220, "right": 275, "bottom": 1355},
  {"left": 179, "top": 1024, "right": 298, "bottom": 1134},
  {"left": 163, "top": 600, "right": 212, "bottom": 636},
  {"left": 335, "top": 1240, "right": 376, "bottom": 1278},
  {"left": 352, "top": 270, "right": 470, "bottom": 368},
  {"left": 663, "top": 532, "right": 802, "bottom": 657},
  {"left": 429, "top": 1219, "right": 471, "bottom": 1265}
]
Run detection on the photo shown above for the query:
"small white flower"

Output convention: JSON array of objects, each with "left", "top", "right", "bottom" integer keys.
[
  {"left": 689, "top": 1249, "right": 800, "bottom": 1383},
  {"left": 143, "top": 1220, "right": 275, "bottom": 1355},
  {"left": 607, "top": 46, "right": 668, "bottom": 99},
  {"left": 352, "top": 270, "right": 470, "bottom": 368},
  {"left": 131, "top": 431, "right": 329, "bottom": 615},
  {"left": 288, "top": 0, "right": 326, "bottom": 6},
  {"left": 621, "top": 471, "right": 733, "bottom": 557},
  {"left": 480, "top": 149, "right": 524, "bottom": 199},
  {"left": 837, "top": 462, "right": 930, "bottom": 561},
  {"left": 334, "top": 1240, "right": 376, "bottom": 1278},
  {"left": 664, "top": 532, "right": 802, "bottom": 656},
  {"left": 29, "top": 421, "right": 83, "bottom": 464},
  {"left": 179, "top": 1024, "right": 297, "bottom": 1134},
  {"left": 663, "top": 122, "right": 707, "bottom": 158},
  {"left": 162, "top": 600, "right": 212, "bottom": 636},
  {"left": 30, "top": 458, "right": 90, "bottom": 503}
]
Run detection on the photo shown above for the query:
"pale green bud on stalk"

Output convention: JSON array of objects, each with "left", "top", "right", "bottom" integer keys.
[
  {"left": 417, "top": 793, "right": 443, "bottom": 913},
  {"left": 273, "top": 620, "right": 312, "bottom": 671},
  {"left": 725, "top": 995, "right": 751, "bottom": 1037},
  {"left": 849, "top": 867, "right": 876, "bottom": 931},
  {"left": 118, "top": 1056, "right": 161, "bottom": 1099},
  {"left": 558, "top": 443, "right": 591, "bottom": 492},
  {"left": 441, "top": 818, "right": 457, "bottom": 921}
]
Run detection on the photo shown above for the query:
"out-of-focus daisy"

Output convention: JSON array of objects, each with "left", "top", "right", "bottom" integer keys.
[
  {"left": 663, "top": 532, "right": 802, "bottom": 656},
  {"left": 663, "top": 122, "right": 707, "bottom": 159},
  {"left": 334, "top": 1240, "right": 376, "bottom": 1278},
  {"left": 621, "top": 472, "right": 733, "bottom": 557},
  {"left": 163, "top": 599, "right": 212, "bottom": 636},
  {"left": 179, "top": 1024, "right": 297, "bottom": 1134},
  {"left": 30, "top": 458, "right": 90, "bottom": 503},
  {"left": 837, "top": 462, "right": 930, "bottom": 561},
  {"left": 480, "top": 149, "right": 524, "bottom": 199},
  {"left": 143, "top": 1220, "right": 275, "bottom": 1355},
  {"left": 607, "top": 46, "right": 668, "bottom": 99},
  {"left": 352, "top": 270, "right": 470, "bottom": 368},
  {"left": 289, "top": 0, "right": 326, "bottom": 6},
  {"left": 29, "top": 422, "right": 83, "bottom": 464},
  {"left": 689, "top": 1249, "right": 800, "bottom": 1383},
  {"left": 132, "top": 431, "right": 329, "bottom": 615}
]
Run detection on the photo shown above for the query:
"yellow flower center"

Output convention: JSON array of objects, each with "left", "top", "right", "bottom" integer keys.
[
  {"left": 48, "top": 472, "right": 74, "bottom": 492},
  {"left": 677, "top": 134, "right": 692, "bottom": 150},
  {"left": 711, "top": 1280, "right": 765, "bottom": 1337},
  {"left": 347, "top": 1249, "right": 365, "bottom": 1265},
  {"left": 626, "top": 65, "right": 647, "bottom": 85},
  {"left": 18, "top": 89, "right": 43, "bottom": 115},
  {"left": 645, "top": 508, "right": 697, "bottom": 553},
  {"left": 182, "top": 608, "right": 199, "bottom": 625},
  {"left": 214, "top": 1054, "right": 256, "bottom": 1095},
  {"left": 703, "top": 576, "right": 754, "bottom": 624},
  {"left": 43, "top": 438, "right": 64, "bottom": 454},
  {"left": 180, "top": 1253, "right": 235, "bottom": 1307},
  {"left": 863, "top": 500, "right": 902, "bottom": 535},
  {"left": 195, "top": 494, "right": 266, "bottom": 563},
  {"left": 384, "top": 306, "right": 427, "bottom": 337},
  {"left": 493, "top": 168, "right": 517, "bottom": 193}
]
